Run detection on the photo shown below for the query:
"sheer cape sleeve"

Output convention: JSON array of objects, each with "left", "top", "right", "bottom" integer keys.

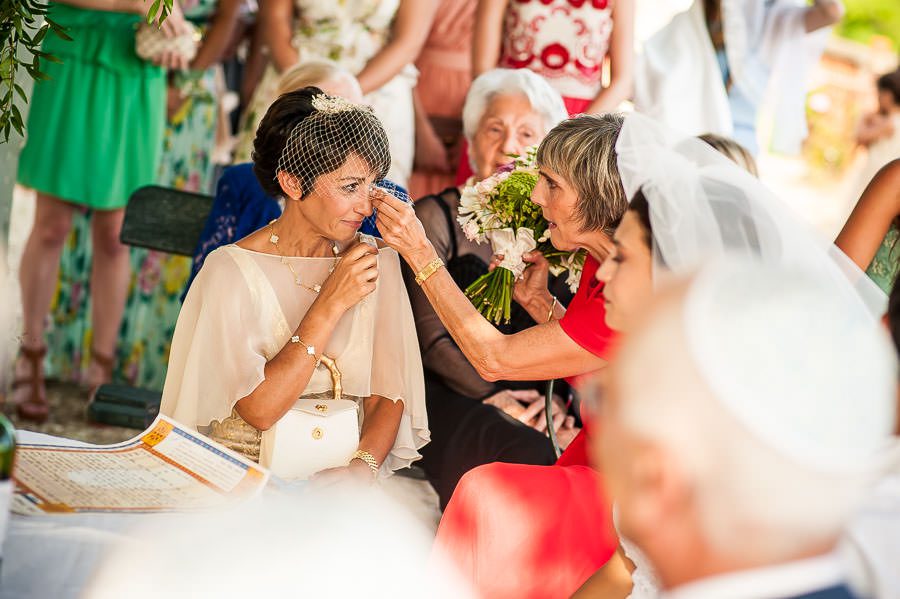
[
  {"left": 160, "top": 247, "right": 270, "bottom": 430},
  {"left": 162, "top": 242, "right": 430, "bottom": 477},
  {"left": 368, "top": 248, "right": 431, "bottom": 474}
]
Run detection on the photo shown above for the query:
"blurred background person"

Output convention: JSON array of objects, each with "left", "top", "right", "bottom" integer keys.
[
  {"left": 594, "top": 260, "right": 896, "bottom": 599},
  {"left": 634, "top": 0, "right": 845, "bottom": 156},
  {"left": 459, "top": 0, "right": 634, "bottom": 183},
  {"left": 854, "top": 68, "right": 900, "bottom": 189},
  {"left": 836, "top": 159, "right": 900, "bottom": 294},
  {"left": 472, "top": 0, "right": 634, "bottom": 116},
  {"left": 113, "top": 0, "right": 245, "bottom": 392},
  {"left": 12, "top": 0, "right": 191, "bottom": 421},
  {"left": 408, "top": 0, "right": 477, "bottom": 200},
  {"left": 697, "top": 132, "right": 760, "bottom": 176},
  {"left": 37, "top": 0, "right": 246, "bottom": 397},
  {"left": 232, "top": 0, "right": 438, "bottom": 187}
]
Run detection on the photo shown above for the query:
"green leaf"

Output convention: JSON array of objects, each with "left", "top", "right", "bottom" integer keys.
[
  {"left": 147, "top": 0, "right": 161, "bottom": 24},
  {"left": 13, "top": 83, "right": 26, "bottom": 102},
  {"left": 46, "top": 18, "right": 73, "bottom": 41},
  {"left": 32, "top": 24, "right": 48, "bottom": 46}
]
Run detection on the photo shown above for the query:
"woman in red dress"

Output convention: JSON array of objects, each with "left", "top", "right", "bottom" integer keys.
[
  {"left": 373, "top": 113, "right": 630, "bottom": 598},
  {"left": 456, "top": 0, "right": 633, "bottom": 183},
  {"left": 473, "top": 0, "right": 634, "bottom": 116}
]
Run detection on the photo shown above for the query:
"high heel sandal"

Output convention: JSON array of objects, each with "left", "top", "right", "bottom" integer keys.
[
  {"left": 87, "top": 348, "right": 115, "bottom": 401},
  {"left": 12, "top": 345, "right": 49, "bottom": 423}
]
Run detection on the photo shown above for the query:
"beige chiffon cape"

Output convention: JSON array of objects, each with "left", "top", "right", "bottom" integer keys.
[{"left": 159, "top": 240, "right": 429, "bottom": 476}]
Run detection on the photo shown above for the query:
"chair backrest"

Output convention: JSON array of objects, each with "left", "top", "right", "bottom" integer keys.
[{"left": 120, "top": 186, "right": 214, "bottom": 256}]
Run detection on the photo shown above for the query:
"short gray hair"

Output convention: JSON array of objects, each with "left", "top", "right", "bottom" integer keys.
[
  {"left": 536, "top": 113, "right": 628, "bottom": 236},
  {"left": 462, "top": 69, "right": 568, "bottom": 143}
]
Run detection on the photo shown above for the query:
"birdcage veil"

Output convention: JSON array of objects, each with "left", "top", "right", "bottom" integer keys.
[
  {"left": 615, "top": 112, "right": 887, "bottom": 320},
  {"left": 274, "top": 91, "right": 407, "bottom": 204}
]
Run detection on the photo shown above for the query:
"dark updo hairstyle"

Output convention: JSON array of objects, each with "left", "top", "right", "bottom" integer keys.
[{"left": 251, "top": 86, "right": 391, "bottom": 199}]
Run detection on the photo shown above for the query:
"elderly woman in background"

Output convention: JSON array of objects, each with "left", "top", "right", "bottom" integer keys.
[
  {"left": 409, "top": 68, "right": 573, "bottom": 508},
  {"left": 375, "top": 113, "right": 628, "bottom": 597}
]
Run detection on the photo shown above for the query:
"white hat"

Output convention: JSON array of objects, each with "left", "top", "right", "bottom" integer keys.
[{"left": 683, "top": 258, "right": 897, "bottom": 473}]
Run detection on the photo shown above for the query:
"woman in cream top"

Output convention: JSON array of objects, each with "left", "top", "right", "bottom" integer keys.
[{"left": 160, "top": 87, "right": 428, "bottom": 481}]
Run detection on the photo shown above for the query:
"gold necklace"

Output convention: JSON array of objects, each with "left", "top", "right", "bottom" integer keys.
[{"left": 268, "top": 221, "right": 339, "bottom": 294}]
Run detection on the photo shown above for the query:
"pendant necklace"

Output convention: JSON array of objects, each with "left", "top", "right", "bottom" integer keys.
[{"left": 268, "top": 220, "right": 339, "bottom": 294}]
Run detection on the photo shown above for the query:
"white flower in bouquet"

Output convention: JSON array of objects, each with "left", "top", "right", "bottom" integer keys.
[{"left": 455, "top": 147, "right": 584, "bottom": 324}]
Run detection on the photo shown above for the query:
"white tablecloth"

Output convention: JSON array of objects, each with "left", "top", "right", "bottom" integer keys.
[
  {"left": 0, "top": 431, "right": 194, "bottom": 599},
  {"left": 0, "top": 431, "right": 443, "bottom": 598}
]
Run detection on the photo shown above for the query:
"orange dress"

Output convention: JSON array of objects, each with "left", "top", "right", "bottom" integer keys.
[{"left": 408, "top": 0, "right": 476, "bottom": 200}]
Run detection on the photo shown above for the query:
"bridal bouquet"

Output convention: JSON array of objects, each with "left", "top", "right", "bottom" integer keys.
[{"left": 458, "top": 148, "right": 585, "bottom": 324}]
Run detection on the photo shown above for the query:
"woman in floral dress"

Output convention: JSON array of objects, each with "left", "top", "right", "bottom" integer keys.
[
  {"left": 232, "top": 0, "right": 438, "bottom": 187},
  {"left": 44, "top": 0, "right": 242, "bottom": 393}
]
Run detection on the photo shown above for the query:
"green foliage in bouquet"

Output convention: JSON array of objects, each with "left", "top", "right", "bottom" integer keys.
[{"left": 460, "top": 149, "right": 585, "bottom": 325}]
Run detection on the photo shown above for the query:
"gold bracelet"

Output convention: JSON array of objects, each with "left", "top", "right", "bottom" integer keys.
[
  {"left": 547, "top": 296, "right": 559, "bottom": 323},
  {"left": 290, "top": 335, "right": 320, "bottom": 367},
  {"left": 414, "top": 257, "right": 445, "bottom": 286},
  {"left": 351, "top": 449, "right": 379, "bottom": 476}
]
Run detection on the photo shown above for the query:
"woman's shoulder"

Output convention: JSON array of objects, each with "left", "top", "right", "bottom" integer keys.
[{"left": 194, "top": 245, "right": 248, "bottom": 286}]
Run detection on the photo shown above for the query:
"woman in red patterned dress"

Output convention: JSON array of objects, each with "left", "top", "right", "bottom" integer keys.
[{"left": 473, "top": 0, "right": 634, "bottom": 116}]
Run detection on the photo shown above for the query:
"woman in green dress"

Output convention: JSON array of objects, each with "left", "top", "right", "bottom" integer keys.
[
  {"left": 12, "top": 0, "right": 190, "bottom": 421},
  {"left": 38, "top": 0, "right": 243, "bottom": 400},
  {"left": 836, "top": 159, "right": 900, "bottom": 295}
]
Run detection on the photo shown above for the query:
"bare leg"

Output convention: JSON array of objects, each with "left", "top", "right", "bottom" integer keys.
[
  {"left": 13, "top": 193, "right": 76, "bottom": 418},
  {"left": 85, "top": 207, "right": 129, "bottom": 389}
]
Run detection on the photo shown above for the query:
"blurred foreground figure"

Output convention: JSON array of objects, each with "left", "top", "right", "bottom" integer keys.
[
  {"left": 86, "top": 485, "right": 472, "bottom": 599},
  {"left": 595, "top": 260, "right": 897, "bottom": 599}
]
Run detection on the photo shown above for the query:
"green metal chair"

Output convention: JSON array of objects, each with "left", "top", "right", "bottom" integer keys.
[{"left": 88, "top": 186, "right": 213, "bottom": 429}]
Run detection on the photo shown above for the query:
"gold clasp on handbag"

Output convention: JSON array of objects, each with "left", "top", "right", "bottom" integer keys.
[
  {"left": 315, "top": 404, "right": 328, "bottom": 412},
  {"left": 311, "top": 427, "right": 324, "bottom": 440}
]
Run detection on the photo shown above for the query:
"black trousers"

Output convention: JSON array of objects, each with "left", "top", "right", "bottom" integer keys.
[{"left": 418, "top": 374, "right": 557, "bottom": 510}]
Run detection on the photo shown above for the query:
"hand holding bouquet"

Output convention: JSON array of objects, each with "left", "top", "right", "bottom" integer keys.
[{"left": 457, "top": 148, "right": 585, "bottom": 324}]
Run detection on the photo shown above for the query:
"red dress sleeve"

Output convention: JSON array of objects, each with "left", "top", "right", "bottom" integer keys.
[
  {"left": 558, "top": 254, "right": 616, "bottom": 360},
  {"left": 555, "top": 255, "right": 618, "bottom": 467}
]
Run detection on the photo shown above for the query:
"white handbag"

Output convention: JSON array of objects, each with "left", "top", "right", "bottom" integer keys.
[{"left": 267, "top": 397, "right": 360, "bottom": 480}]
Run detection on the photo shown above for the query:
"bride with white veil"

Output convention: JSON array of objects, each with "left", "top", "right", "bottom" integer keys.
[{"left": 573, "top": 112, "right": 887, "bottom": 598}]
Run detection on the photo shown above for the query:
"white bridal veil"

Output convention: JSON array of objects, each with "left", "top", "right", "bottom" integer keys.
[{"left": 615, "top": 112, "right": 887, "bottom": 321}]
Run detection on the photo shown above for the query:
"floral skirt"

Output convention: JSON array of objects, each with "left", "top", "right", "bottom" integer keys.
[{"left": 44, "top": 69, "right": 218, "bottom": 390}]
